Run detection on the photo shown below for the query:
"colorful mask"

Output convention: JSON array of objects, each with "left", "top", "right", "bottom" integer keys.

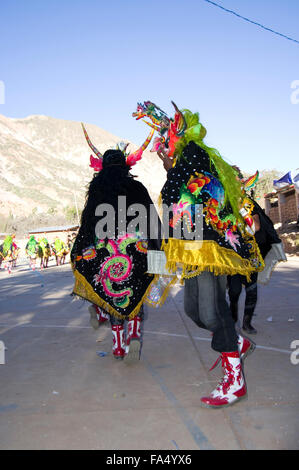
[{"left": 132, "top": 101, "right": 189, "bottom": 157}]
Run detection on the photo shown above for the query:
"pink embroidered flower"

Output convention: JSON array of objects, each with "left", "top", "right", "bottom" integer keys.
[{"left": 225, "top": 229, "right": 241, "bottom": 251}]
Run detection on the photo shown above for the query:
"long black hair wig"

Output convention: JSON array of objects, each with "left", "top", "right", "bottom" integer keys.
[{"left": 76, "top": 149, "right": 135, "bottom": 249}]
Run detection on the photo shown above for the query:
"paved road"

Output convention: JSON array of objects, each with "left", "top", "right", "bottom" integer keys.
[{"left": 0, "top": 257, "right": 298, "bottom": 450}]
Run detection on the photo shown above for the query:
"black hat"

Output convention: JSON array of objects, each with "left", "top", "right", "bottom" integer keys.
[{"left": 102, "top": 149, "right": 126, "bottom": 168}]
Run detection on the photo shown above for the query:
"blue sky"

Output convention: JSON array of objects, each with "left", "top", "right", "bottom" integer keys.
[{"left": 1, "top": 0, "right": 299, "bottom": 174}]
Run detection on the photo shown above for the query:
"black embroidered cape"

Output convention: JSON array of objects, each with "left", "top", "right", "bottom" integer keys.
[
  {"left": 71, "top": 177, "right": 160, "bottom": 320},
  {"left": 160, "top": 141, "right": 264, "bottom": 279}
]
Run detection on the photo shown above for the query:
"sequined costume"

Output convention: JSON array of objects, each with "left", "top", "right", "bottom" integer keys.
[
  {"left": 71, "top": 124, "right": 162, "bottom": 360},
  {"left": 71, "top": 179, "right": 159, "bottom": 321},
  {"left": 132, "top": 101, "right": 262, "bottom": 407}
]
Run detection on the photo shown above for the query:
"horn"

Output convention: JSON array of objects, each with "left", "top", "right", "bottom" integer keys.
[
  {"left": 142, "top": 120, "right": 161, "bottom": 132},
  {"left": 81, "top": 123, "right": 103, "bottom": 159},
  {"left": 140, "top": 129, "right": 155, "bottom": 151},
  {"left": 126, "top": 129, "right": 155, "bottom": 167},
  {"left": 243, "top": 170, "right": 259, "bottom": 190},
  {"left": 171, "top": 101, "right": 187, "bottom": 136}
]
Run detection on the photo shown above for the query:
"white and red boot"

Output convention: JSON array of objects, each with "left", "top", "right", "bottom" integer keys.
[
  {"left": 201, "top": 351, "right": 247, "bottom": 408},
  {"left": 209, "top": 334, "right": 255, "bottom": 371},
  {"left": 88, "top": 304, "right": 109, "bottom": 330},
  {"left": 124, "top": 315, "right": 142, "bottom": 362},
  {"left": 111, "top": 324, "right": 126, "bottom": 359}
]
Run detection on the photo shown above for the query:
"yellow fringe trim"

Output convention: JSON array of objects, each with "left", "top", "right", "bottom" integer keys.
[
  {"left": 161, "top": 239, "right": 264, "bottom": 282},
  {"left": 72, "top": 268, "right": 159, "bottom": 320}
]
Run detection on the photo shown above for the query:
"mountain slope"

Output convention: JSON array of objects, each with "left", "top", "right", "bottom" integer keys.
[{"left": 0, "top": 114, "right": 166, "bottom": 219}]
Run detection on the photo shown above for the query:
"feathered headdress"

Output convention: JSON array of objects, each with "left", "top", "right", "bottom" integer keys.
[
  {"left": 81, "top": 122, "right": 154, "bottom": 173},
  {"left": 132, "top": 101, "right": 245, "bottom": 223}
]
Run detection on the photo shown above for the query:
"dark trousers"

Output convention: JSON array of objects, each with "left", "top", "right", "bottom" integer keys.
[
  {"left": 184, "top": 272, "right": 238, "bottom": 353},
  {"left": 227, "top": 273, "right": 258, "bottom": 319}
]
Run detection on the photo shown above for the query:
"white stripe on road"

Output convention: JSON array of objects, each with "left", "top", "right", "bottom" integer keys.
[{"left": 0, "top": 322, "right": 292, "bottom": 355}]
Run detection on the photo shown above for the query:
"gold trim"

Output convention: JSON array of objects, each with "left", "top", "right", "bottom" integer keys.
[
  {"left": 72, "top": 268, "right": 159, "bottom": 320},
  {"left": 162, "top": 238, "right": 264, "bottom": 281}
]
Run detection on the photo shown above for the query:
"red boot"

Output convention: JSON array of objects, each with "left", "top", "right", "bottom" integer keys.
[
  {"left": 88, "top": 304, "right": 109, "bottom": 330},
  {"left": 201, "top": 351, "right": 247, "bottom": 408},
  {"left": 209, "top": 334, "right": 255, "bottom": 371},
  {"left": 124, "top": 316, "right": 142, "bottom": 362},
  {"left": 111, "top": 325, "right": 126, "bottom": 359}
]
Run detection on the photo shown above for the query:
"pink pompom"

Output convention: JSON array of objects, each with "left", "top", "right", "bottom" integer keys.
[
  {"left": 126, "top": 148, "right": 143, "bottom": 167},
  {"left": 90, "top": 155, "right": 103, "bottom": 172}
]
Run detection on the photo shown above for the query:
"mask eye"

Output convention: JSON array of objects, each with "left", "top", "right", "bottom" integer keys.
[{"left": 165, "top": 137, "right": 169, "bottom": 148}]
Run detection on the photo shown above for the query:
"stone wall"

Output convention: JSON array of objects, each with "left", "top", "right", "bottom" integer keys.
[
  {"left": 265, "top": 187, "right": 298, "bottom": 225},
  {"left": 279, "top": 190, "right": 298, "bottom": 224}
]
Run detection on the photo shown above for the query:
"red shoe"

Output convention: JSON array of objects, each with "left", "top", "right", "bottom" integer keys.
[
  {"left": 201, "top": 351, "right": 247, "bottom": 408},
  {"left": 88, "top": 305, "right": 109, "bottom": 330},
  {"left": 124, "top": 316, "right": 142, "bottom": 362},
  {"left": 112, "top": 325, "right": 125, "bottom": 359},
  {"left": 97, "top": 306, "right": 109, "bottom": 324}
]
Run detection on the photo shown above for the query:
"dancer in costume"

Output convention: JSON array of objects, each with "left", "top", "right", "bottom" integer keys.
[
  {"left": 61, "top": 242, "right": 69, "bottom": 265},
  {"left": 25, "top": 235, "right": 39, "bottom": 270},
  {"left": 11, "top": 238, "right": 20, "bottom": 268},
  {"left": 38, "top": 235, "right": 51, "bottom": 269},
  {"left": 2, "top": 235, "right": 16, "bottom": 274},
  {"left": 133, "top": 101, "right": 264, "bottom": 408},
  {"left": 67, "top": 233, "right": 76, "bottom": 252},
  {"left": 52, "top": 237, "right": 67, "bottom": 266},
  {"left": 71, "top": 123, "right": 161, "bottom": 361},
  {"left": 227, "top": 169, "right": 286, "bottom": 334}
]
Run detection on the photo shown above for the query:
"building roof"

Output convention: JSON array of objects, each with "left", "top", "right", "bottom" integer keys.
[
  {"left": 28, "top": 225, "right": 79, "bottom": 234},
  {"left": 264, "top": 184, "right": 295, "bottom": 199}
]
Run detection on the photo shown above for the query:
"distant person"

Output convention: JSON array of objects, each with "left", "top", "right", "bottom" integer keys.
[
  {"left": 67, "top": 234, "right": 73, "bottom": 251},
  {"left": 38, "top": 235, "right": 51, "bottom": 269},
  {"left": 67, "top": 232, "right": 77, "bottom": 255},
  {"left": 11, "top": 237, "right": 20, "bottom": 268},
  {"left": 2, "top": 234, "right": 17, "bottom": 274},
  {"left": 227, "top": 171, "right": 283, "bottom": 334},
  {"left": 25, "top": 235, "right": 39, "bottom": 270},
  {"left": 52, "top": 236, "right": 67, "bottom": 266}
]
